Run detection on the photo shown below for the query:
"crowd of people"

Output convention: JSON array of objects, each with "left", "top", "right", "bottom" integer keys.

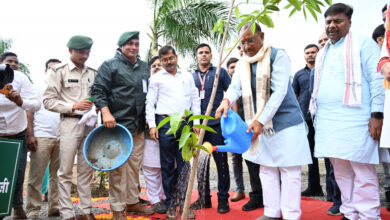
[{"left": 1, "top": 2, "right": 390, "bottom": 220}]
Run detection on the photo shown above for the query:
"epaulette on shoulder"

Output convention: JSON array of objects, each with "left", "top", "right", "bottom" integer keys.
[
  {"left": 50, "top": 62, "right": 67, "bottom": 72},
  {"left": 87, "top": 66, "right": 97, "bottom": 72}
]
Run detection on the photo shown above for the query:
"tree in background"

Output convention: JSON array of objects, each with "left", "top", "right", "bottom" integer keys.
[
  {"left": 146, "top": 0, "right": 237, "bottom": 60},
  {"left": 0, "top": 38, "right": 32, "bottom": 82}
]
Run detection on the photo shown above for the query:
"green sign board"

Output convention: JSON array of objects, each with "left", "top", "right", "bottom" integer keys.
[{"left": 0, "top": 138, "right": 22, "bottom": 217}]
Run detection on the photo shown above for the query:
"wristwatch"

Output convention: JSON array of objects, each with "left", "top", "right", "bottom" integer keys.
[{"left": 371, "top": 112, "right": 384, "bottom": 119}]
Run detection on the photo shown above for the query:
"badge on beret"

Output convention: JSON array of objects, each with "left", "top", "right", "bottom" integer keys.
[
  {"left": 67, "top": 35, "right": 93, "bottom": 50},
  {"left": 117, "top": 31, "right": 139, "bottom": 46}
]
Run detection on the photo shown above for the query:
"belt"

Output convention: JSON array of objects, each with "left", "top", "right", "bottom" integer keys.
[
  {"left": 0, "top": 129, "right": 28, "bottom": 139},
  {"left": 62, "top": 114, "right": 82, "bottom": 119}
]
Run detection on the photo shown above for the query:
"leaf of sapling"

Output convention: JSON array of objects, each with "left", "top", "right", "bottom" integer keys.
[
  {"left": 179, "top": 132, "right": 192, "bottom": 149},
  {"left": 184, "top": 109, "right": 192, "bottom": 118},
  {"left": 170, "top": 113, "right": 182, "bottom": 138},
  {"left": 234, "top": 6, "right": 239, "bottom": 18},
  {"left": 251, "top": 22, "right": 256, "bottom": 34},
  {"left": 157, "top": 116, "right": 171, "bottom": 130},
  {"left": 306, "top": 4, "right": 318, "bottom": 21},
  {"left": 288, "top": 0, "right": 302, "bottom": 10},
  {"left": 263, "top": 0, "right": 269, "bottom": 5},
  {"left": 188, "top": 114, "right": 215, "bottom": 122},
  {"left": 265, "top": 5, "right": 280, "bottom": 11},
  {"left": 195, "top": 144, "right": 211, "bottom": 154},
  {"left": 166, "top": 128, "right": 174, "bottom": 135},
  {"left": 193, "top": 124, "right": 217, "bottom": 134}
]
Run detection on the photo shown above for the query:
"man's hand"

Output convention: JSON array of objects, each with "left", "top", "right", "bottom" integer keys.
[
  {"left": 102, "top": 111, "right": 116, "bottom": 128},
  {"left": 73, "top": 98, "right": 93, "bottom": 111},
  {"left": 369, "top": 117, "right": 383, "bottom": 141},
  {"left": 215, "top": 99, "right": 230, "bottom": 119},
  {"left": 149, "top": 127, "right": 159, "bottom": 142},
  {"left": 247, "top": 120, "right": 263, "bottom": 142},
  {"left": 6, "top": 88, "right": 23, "bottom": 106},
  {"left": 27, "top": 135, "right": 38, "bottom": 152},
  {"left": 381, "top": 62, "right": 390, "bottom": 82}
]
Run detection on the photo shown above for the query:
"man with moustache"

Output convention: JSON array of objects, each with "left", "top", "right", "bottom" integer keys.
[
  {"left": 91, "top": 31, "right": 154, "bottom": 219},
  {"left": 216, "top": 22, "right": 312, "bottom": 220},
  {"left": 310, "top": 3, "right": 384, "bottom": 219},
  {"left": 44, "top": 35, "right": 97, "bottom": 220},
  {"left": 190, "top": 43, "right": 231, "bottom": 213},
  {"left": 146, "top": 45, "right": 200, "bottom": 219}
]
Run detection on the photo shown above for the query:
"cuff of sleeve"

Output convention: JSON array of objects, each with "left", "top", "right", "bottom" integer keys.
[
  {"left": 65, "top": 103, "right": 74, "bottom": 113},
  {"left": 20, "top": 101, "right": 29, "bottom": 111},
  {"left": 148, "top": 121, "right": 156, "bottom": 128},
  {"left": 257, "top": 114, "right": 268, "bottom": 126},
  {"left": 371, "top": 104, "right": 384, "bottom": 113}
]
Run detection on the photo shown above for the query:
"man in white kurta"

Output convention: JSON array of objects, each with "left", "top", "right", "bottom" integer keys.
[
  {"left": 311, "top": 3, "right": 384, "bottom": 220},
  {"left": 216, "top": 23, "right": 312, "bottom": 220}
]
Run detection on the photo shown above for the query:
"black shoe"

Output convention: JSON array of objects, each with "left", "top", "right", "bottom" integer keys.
[
  {"left": 190, "top": 196, "right": 212, "bottom": 210},
  {"left": 340, "top": 217, "right": 350, "bottom": 220},
  {"left": 385, "top": 188, "right": 390, "bottom": 211},
  {"left": 301, "top": 188, "right": 324, "bottom": 197},
  {"left": 217, "top": 199, "right": 230, "bottom": 214},
  {"left": 242, "top": 199, "right": 263, "bottom": 211},
  {"left": 152, "top": 201, "right": 168, "bottom": 214},
  {"left": 139, "top": 197, "right": 151, "bottom": 205}
]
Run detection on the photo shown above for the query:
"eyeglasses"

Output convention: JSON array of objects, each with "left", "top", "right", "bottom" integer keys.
[{"left": 161, "top": 55, "right": 176, "bottom": 63}]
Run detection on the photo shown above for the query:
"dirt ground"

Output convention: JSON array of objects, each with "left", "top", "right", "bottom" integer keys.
[{"left": 5, "top": 156, "right": 388, "bottom": 219}]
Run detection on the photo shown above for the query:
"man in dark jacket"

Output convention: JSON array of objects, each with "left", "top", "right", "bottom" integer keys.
[{"left": 91, "top": 31, "right": 153, "bottom": 220}]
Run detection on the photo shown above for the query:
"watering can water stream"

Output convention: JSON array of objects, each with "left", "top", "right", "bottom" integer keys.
[{"left": 204, "top": 109, "right": 253, "bottom": 154}]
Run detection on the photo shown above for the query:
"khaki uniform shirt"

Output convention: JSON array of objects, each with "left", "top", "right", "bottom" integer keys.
[{"left": 43, "top": 61, "right": 96, "bottom": 115}]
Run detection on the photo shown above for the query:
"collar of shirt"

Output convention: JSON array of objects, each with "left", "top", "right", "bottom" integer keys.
[
  {"left": 195, "top": 64, "right": 214, "bottom": 74},
  {"left": 68, "top": 60, "right": 88, "bottom": 74},
  {"left": 161, "top": 68, "right": 184, "bottom": 76}
]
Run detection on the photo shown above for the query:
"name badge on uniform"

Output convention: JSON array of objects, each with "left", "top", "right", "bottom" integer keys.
[
  {"left": 142, "top": 79, "right": 147, "bottom": 93},
  {"left": 68, "top": 79, "right": 79, "bottom": 83},
  {"left": 200, "top": 90, "right": 205, "bottom": 99}
]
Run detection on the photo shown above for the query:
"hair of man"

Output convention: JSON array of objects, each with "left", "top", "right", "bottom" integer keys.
[
  {"left": 149, "top": 56, "right": 160, "bottom": 66},
  {"left": 45, "top": 59, "right": 61, "bottom": 69},
  {"left": 372, "top": 24, "right": 385, "bottom": 42},
  {"left": 158, "top": 45, "right": 176, "bottom": 57},
  {"left": 239, "top": 22, "right": 262, "bottom": 34},
  {"left": 1, "top": 52, "right": 18, "bottom": 61},
  {"left": 304, "top": 44, "right": 319, "bottom": 52},
  {"left": 195, "top": 43, "right": 212, "bottom": 54},
  {"left": 226, "top": 57, "right": 239, "bottom": 69},
  {"left": 324, "top": 3, "right": 353, "bottom": 19}
]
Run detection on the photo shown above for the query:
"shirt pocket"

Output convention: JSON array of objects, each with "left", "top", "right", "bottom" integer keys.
[{"left": 63, "top": 79, "right": 81, "bottom": 97}]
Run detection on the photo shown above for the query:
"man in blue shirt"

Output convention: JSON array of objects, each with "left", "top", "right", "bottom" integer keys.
[{"left": 190, "top": 43, "right": 231, "bottom": 214}]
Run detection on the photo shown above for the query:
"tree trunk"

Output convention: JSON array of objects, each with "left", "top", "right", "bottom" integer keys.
[{"left": 181, "top": 0, "right": 236, "bottom": 219}]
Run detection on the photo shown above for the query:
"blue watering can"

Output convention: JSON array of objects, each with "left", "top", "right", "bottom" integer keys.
[
  {"left": 204, "top": 109, "right": 253, "bottom": 154},
  {"left": 83, "top": 124, "right": 133, "bottom": 171}
]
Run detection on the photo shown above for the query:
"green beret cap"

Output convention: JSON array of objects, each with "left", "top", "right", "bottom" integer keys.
[
  {"left": 117, "top": 31, "right": 139, "bottom": 46},
  {"left": 67, "top": 35, "right": 93, "bottom": 49}
]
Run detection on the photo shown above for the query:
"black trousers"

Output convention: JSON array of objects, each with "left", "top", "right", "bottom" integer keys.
[
  {"left": 245, "top": 160, "right": 263, "bottom": 202},
  {"left": 305, "top": 120, "right": 322, "bottom": 191},
  {"left": 201, "top": 124, "right": 230, "bottom": 200}
]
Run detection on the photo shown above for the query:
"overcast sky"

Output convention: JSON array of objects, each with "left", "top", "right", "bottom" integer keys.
[{"left": 0, "top": 0, "right": 387, "bottom": 84}]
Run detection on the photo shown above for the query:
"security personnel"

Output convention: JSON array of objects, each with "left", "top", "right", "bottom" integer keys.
[
  {"left": 43, "top": 35, "right": 97, "bottom": 220},
  {"left": 91, "top": 31, "right": 153, "bottom": 220}
]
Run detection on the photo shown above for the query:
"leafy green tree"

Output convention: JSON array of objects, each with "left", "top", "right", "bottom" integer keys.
[
  {"left": 147, "top": 0, "right": 237, "bottom": 60},
  {"left": 0, "top": 38, "right": 32, "bottom": 82}
]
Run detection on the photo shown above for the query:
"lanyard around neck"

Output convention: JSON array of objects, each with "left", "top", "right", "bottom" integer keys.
[{"left": 197, "top": 69, "right": 209, "bottom": 90}]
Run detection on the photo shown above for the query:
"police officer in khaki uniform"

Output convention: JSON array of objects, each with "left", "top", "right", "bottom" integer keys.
[{"left": 43, "top": 35, "right": 97, "bottom": 220}]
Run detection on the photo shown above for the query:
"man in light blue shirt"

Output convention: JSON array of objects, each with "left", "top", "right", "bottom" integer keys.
[{"left": 311, "top": 3, "right": 384, "bottom": 220}]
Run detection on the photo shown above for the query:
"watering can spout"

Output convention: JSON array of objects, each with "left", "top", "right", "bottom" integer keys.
[{"left": 202, "top": 109, "right": 253, "bottom": 154}]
